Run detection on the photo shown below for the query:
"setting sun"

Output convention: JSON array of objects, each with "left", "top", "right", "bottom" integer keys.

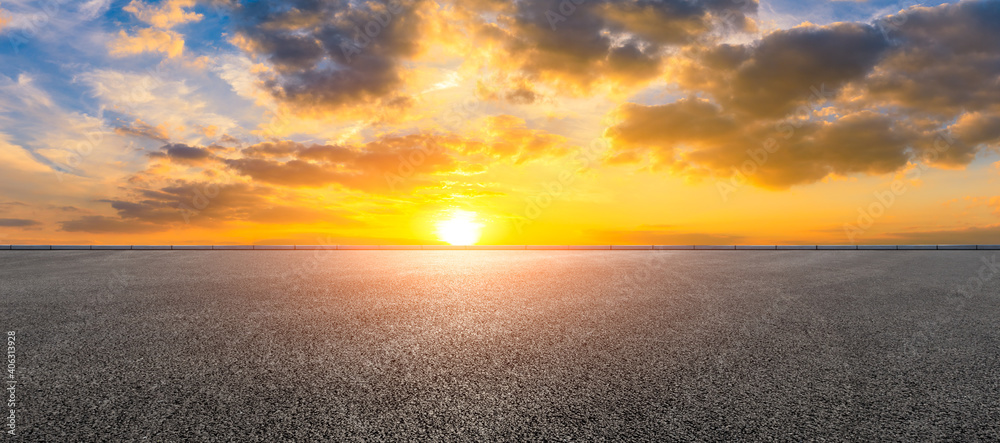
[{"left": 435, "top": 210, "right": 484, "bottom": 246}]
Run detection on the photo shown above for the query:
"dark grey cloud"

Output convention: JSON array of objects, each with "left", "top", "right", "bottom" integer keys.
[
  {"left": 609, "top": 1, "right": 1000, "bottom": 187},
  {"left": 240, "top": 140, "right": 307, "bottom": 158},
  {"left": 148, "top": 144, "right": 216, "bottom": 165},
  {"left": 866, "top": 1, "right": 1000, "bottom": 115},
  {"left": 606, "top": 99, "right": 917, "bottom": 188},
  {"left": 675, "top": 22, "right": 890, "bottom": 117},
  {"left": 226, "top": 0, "right": 758, "bottom": 108},
  {"left": 229, "top": 0, "right": 427, "bottom": 112},
  {"left": 59, "top": 181, "right": 364, "bottom": 233},
  {"left": 0, "top": 218, "right": 42, "bottom": 228},
  {"left": 472, "top": 0, "right": 758, "bottom": 93},
  {"left": 63, "top": 184, "right": 276, "bottom": 230},
  {"left": 60, "top": 216, "right": 167, "bottom": 234}
]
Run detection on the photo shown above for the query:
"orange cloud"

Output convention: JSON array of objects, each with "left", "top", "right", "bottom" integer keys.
[
  {"left": 472, "top": 115, "right": 570, "bottom": 163},
  {"left": 123, "top": 0, "right": 202, "bottom": 29},
  {"left": 198, "top": 125, "right": 219, "bottom": 138},
  {"left": 146, "top": 135, "right": 459, "bottom": 193},
  {"left": 109, "top": 28, "right": 186, "bottom": 58},
  {"left": 109, "top": 0, "right": 201, "bottom": 59},
  {"left": 605, "top": 99, "right": 919, "bottom": 188}
]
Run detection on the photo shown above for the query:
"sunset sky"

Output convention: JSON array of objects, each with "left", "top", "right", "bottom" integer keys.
[{"left": 0, "top": 0, "right": 998, "bottom": 245}]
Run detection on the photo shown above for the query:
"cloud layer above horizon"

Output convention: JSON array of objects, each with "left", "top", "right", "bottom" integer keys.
[{"left": 0, "top": 0, "right": 998, "bottom": 245}]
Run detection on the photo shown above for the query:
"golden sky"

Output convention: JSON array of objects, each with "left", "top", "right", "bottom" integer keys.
[{"left": 0, "top": 0, "right": 998, "bottom": 245}]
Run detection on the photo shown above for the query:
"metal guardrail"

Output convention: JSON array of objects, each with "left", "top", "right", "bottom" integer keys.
[{"left": 3, "top": 245, "right": 1000, "bottom": 250}]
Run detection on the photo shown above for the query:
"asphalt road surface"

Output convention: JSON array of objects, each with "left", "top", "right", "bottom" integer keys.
[{"left": 1, "top": 251, "right": 999, "bottom": 441}]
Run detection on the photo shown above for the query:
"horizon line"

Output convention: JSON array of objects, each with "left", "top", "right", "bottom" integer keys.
[{"left": 2, "top": 245, "right": 999, "bottom": 251}]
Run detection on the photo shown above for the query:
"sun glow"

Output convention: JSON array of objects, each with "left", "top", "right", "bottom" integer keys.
[{"left": 435, "top": 210, "right": 484, "bottom": 245}]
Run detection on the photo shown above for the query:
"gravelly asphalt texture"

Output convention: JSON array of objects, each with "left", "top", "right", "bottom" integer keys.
[{"left": 1, "top": 250, "right": 999, "bottom": 441}]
